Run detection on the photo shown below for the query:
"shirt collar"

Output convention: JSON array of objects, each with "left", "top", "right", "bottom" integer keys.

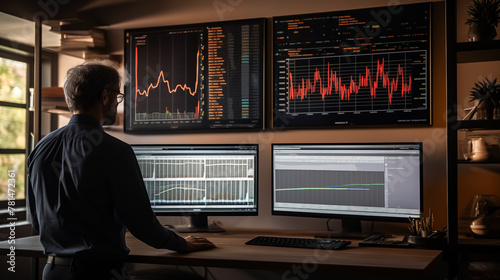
[{"left": 69, "top": 114, "right": 104, "bottom": 131}]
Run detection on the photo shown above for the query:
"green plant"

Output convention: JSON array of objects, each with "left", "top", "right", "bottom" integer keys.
[
  {"left": 469, "top": 78, "right": 500, "bottom": 102},
  {"left": 466, "top": 0, "right": 500, "bottom": 27}
]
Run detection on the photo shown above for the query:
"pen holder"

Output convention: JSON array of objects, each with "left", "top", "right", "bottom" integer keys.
[{"left": 408, "top": 235, "right": 446, "bottom": 250}]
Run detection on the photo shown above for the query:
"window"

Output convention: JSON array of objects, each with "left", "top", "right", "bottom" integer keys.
[{"left": 0, "top": 54, "right": 30, "bottom": 223}]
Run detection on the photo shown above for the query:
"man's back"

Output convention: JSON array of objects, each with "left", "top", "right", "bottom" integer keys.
[{"left": 27, "top": 114, "right": 186, "bottom": 259}]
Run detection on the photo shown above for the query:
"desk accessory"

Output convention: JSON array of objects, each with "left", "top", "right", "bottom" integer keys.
[
  {"left": 408, "top": 209, "right": 447, "bottom": 249},
  {"left": 359, "top": 234, "right": 410, "bottom": 248}
]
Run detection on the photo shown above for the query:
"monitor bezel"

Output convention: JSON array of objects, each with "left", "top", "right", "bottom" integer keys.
[
  {"left": 124, "top": 17, "right": 266, "bottom": 133},
  {"left": 131, "top": 143, "right": 259, "bottom": 217},
  {"left": 271, "top": 142, "right": 423, "bottom": 224}
]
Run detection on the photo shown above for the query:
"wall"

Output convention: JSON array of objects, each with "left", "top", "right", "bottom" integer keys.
[{"left": 55, "top": 0, "right": 448, "bottom": 234}]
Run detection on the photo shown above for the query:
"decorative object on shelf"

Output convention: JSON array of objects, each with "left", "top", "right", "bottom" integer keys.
[
  {"left": 463, "top": 78, "right": 500, "bottom": 120},
  {"left": 466, "top": 0, "right": 500, "bottom": 41},
  {"left": 463, "top": 134, "right": 500, "bottom": 161},
  {"left": 494, "top": 107, "right": 500, "bottom": 119},
  {"left": 468, "top": 195, "right": 500, "bottom": 237},
  {"left": 408, "top": 209, "right": 447, "bottom": 249}
]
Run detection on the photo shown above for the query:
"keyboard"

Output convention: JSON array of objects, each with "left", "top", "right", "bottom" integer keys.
[{"left": 245, "top": 236, "right": 351, "bottom": 250}]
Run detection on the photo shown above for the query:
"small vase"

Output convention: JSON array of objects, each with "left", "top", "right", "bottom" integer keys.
[
  {"left": 468, "top": 194, "right": 500, "bottom": 237},
  {"left": 473, "top": 98, "right": 495, "bottom": 120},
  {"left": 467, "top": 24, "right": 497, "bottom": 42}
]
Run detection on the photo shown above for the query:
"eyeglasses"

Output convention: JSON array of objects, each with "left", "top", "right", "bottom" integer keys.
[{"left": 107, "top": 88, "right": 124, "bottom": 104}]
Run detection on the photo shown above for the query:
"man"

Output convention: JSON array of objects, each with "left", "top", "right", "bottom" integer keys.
[{"left": 27, "top": 60, "right": 215, "bottom": 280}]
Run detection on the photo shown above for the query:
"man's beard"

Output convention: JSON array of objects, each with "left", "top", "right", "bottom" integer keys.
[{"left": 102, "top": 101, "right": 117, "bottom": 125}]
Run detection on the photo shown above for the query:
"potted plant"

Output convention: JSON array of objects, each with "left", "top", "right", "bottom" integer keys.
[
  {"left": 467, "top": 78, "right": 500, "bottom": 120},
  {"left": 466, "top": 0, "right": 500, "bottom": 41}
]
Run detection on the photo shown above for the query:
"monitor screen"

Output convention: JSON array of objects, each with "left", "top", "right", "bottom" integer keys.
[
  {"left": 131, "top": 144, "right": 258, "bottom": 232},
  {"left": 272, "top": 143, "right": 422, "bottom": 236},
  {"left": 273, "top": 3, "right": 431, "bottom": 128},
  {"left": 124, "top": 18, "right": 265, "bottom": 133}
]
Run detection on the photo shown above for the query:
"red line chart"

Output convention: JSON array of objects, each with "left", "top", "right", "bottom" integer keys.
[
  {"left": 134, "top": 46, "right": 201, "bottom": 117},
  {"left": 289, "top": 58, "right": 412, "bottom": 103},
  {"left": 286, "top": 51, "right": 426, "bottom": 114}
]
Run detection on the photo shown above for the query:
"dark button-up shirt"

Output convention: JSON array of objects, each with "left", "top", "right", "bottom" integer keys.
[{"left": 27, "top": 114, "right": 187, "bottom": 258}]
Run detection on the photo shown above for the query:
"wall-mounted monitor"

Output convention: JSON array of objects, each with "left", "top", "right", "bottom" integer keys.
[
  {"left": 124, "top": 18, "right": 265, "bottom": 133},
  {"left": 273, "top": 3, "right": 431, "bottom": 128},
  {"left": 272, "top": 143, "right": 423, "bottom": 238},
  {"left": 131, "top": 144, "right": 258, "bottom": 232}
]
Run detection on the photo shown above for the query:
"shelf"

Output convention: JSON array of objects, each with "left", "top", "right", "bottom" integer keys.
[
  {"left": 457, "top": 160, "right": 500, "bottom": 164},
  {"left": 456, "top": 40, "right": 500, "bottom": 63},
  {"left": 456, "top": 40, "right": 500, "bottom": 52},
  {"left": 458, "top": 237, "right": 500, "bottom": 254},
  {"left": 446, "top": 2, "right": 500, "bottom": 279},
  {"left": 455, "top": 120, "right": 500, "bottom": 130}
]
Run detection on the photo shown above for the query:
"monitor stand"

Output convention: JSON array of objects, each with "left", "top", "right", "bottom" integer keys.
[
  {"left": 175, "top": 215, "right": 225, "bottom": 233},
  {"left": 315, "top": 219, "right": 367, "bottom": 240}
]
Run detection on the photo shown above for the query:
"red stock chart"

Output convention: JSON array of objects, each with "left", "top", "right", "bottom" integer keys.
[{"left": 273, "top": 3, "right": 431, "bottom": 127}]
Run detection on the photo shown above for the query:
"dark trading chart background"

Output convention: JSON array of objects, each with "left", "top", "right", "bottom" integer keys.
[
  {"left": 207, "top": 24, "right": 262, "bottom": 126},
  {"left": 273, "top": 3, "right": 431, "bottom": 127},
  {"left": 133, "top": 30, "right": 203, "bottom": 126}
]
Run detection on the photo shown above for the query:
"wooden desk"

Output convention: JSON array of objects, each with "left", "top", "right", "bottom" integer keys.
[{"left": 0, "top": 228, "right": 443, "bottom": 279}]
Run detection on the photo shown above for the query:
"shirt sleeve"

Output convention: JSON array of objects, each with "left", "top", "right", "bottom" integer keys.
[
  {"left": 108, "top": 145, "right": 187, "bottom": 252},
  {"left": 26, "top": 158, "right": 40, "bottom": 235}
]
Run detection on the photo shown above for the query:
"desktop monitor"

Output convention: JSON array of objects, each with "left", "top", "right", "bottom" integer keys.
[
  {"left": 124, "top": 18, "right": 265, "bottom": 133},
  {"left": 272, "top": 3, "right": 431, "bottom": 128},
  {"left": 131, "top": 144, "right": 258, "bottom": 232},
  {"left": 272, "top": 143, "right": 423, "bottom": 237}
]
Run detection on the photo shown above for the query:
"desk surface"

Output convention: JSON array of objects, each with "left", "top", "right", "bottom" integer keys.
[{"left": 0, "top": 228, "right": 443, "bottom": 278}]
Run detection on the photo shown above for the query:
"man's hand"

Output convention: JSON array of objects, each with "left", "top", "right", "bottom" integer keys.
[{"left": 184, "top": 236, "right": 216, "bottom": 252}]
